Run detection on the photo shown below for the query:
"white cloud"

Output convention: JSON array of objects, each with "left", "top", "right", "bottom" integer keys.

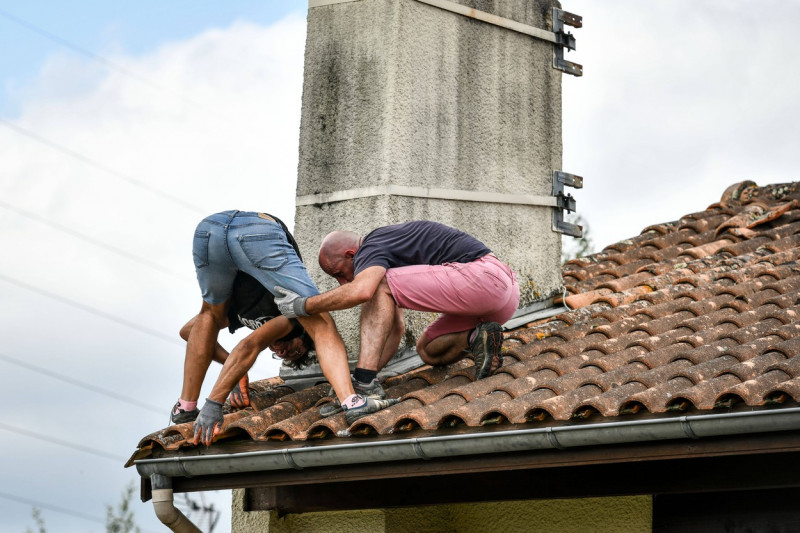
[
  {"left": 563, "top": 0, "right": 800, "bottom": 252},
  {"left": 0, "top": 14, "right": 306, "bottom": 532}
]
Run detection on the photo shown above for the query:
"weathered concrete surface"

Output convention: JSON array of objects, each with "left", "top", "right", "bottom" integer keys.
[{"left": 295, "top": 0, "right": 564, "bottom": 356}]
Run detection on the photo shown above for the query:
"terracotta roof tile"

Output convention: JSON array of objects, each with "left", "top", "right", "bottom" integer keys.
[{"left": 129, "top": 181, "right": 800, "bottom": 459}]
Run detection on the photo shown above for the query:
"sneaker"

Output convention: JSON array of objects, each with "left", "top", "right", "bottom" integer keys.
[
  {"left": 469, "top": 322, "right": 504, "bottom": 380},
  {"left": 344, "top": 396, "right": 399, "bottom": 425},
  {"left": 170, "top": 402, "right": 199, "bottom": 425},
  {"left": 353, "top": 377, "right": 386, "bottom": 399},
  {"left": 319, "top": 399, "right": 342, "bottom": 417},
  {"left": 321, "top": 377, "right": 387, "bottom": 417}
]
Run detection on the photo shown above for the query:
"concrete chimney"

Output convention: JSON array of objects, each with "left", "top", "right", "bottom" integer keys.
[{"left": 293, "top": 0, "right": 581, "bottom": 357}]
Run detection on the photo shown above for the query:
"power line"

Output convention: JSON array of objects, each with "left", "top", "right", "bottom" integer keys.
[
  {"left": 0, "top": 199, "right": 189, "bottom": 282},
  {"left": 0, "top": 490, "right": 161, "bottom": 533},
  {"left": 0, "top": 117, "right": 207, "bottom": 215},
  {"left": 0, "top": 421, "right": 127, "bottom": 462},
  {"left": 0, "top": 272, "right": 182, "bottom": 346},
  {"left": 0, "top": 353, "right": 164, "bottom": 414},
  {"left": 0, "top": 6, "right": 227, "bottom": 122},
  {"left": 0, "top": 490, "right": 107, "bottom": 526}
]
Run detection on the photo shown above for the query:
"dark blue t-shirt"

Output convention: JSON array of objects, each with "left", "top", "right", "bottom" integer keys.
[{"left": 353, "top": 221, "right": 491, "bottom": 275}]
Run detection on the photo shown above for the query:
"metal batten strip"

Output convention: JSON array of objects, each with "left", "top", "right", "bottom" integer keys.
[
  {"left": 414, "top": 0, "right": 558, "bottom": 44},
  {"left": 296, "top": 185, "right": 557, "bottom": 207},
  {"left": 309, "top": 0, "right": 560, "bottom": 46}
]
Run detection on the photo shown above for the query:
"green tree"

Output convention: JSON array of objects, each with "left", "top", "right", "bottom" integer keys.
[
  {"left": 561, "top": 213, "right": 594, "bottom": 263},
  {"left": 25, "top": 482, "right": 141, "bottom": 533},
  {"left": 106, "top": 482, "right": 141, "bottom": 533}
]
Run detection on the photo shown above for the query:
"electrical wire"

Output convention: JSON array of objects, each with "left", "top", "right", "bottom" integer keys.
[
  {"left": 0, "top": 200, "right": 189, "bottom": 282},
  {"left": 0, "top": 272, "right": 182, "bottom": 346},
  {"left": 0, "top": 490, "right": 161, "bottom": 533},
  {"left": 0, "top": 421, "right": 127, "bottom": 462},
  {"left": 0, "top": 6, "right": 227, "bottom": 122},
  {"left": 0, "top": 490, "right": 107, "bottom": 526},
  {"left": 0, "top": 353, "right": 164, "bottom": 414},
  {"left": 0, "top": 117, "right": 207, "bottom": 215}
]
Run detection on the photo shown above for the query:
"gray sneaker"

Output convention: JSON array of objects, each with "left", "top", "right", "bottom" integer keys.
[
  {"left": 344, "top": 396, "right": 398, "bottom": 425},
  {"left": 353, "top": 377, "right": 386, "bottom": 399},
  {"left": 470, "top": 322, "right": 503, "bottom": 380},
  {"left": 170, "top": 402, "right": 199, "bottom": 425},
  {"left": 321, "top": 377, "right": 386, "bottom": 417}
]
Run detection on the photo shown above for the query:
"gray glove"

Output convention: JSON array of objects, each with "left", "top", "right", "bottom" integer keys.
[
  {"left": 274, "top": 286, "right": 309, "bottom": 318},
  {"left": 193, "top": 399, "right": 223, "bottom": 446}
]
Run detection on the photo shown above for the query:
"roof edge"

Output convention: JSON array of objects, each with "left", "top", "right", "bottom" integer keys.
[{"left": 135, "top": 407, "right": 800, "bottom": 479}]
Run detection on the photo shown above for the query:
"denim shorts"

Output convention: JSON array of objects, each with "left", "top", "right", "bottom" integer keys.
[{"left": 192, "top": 210, "right": 320, "bottom": 305}]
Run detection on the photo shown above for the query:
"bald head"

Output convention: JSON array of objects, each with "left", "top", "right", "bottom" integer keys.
[{"left": 319, "top": 230, "right": 361, "bottom": 284}]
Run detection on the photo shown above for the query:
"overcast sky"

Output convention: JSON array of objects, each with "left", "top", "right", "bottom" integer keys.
[{"left": 1, "top": 1, "right": 799, "bottom": 531}]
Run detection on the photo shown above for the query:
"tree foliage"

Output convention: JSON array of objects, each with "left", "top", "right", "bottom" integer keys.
[{"left": 561, "top": 213, "right": 594, "bottom": 263}]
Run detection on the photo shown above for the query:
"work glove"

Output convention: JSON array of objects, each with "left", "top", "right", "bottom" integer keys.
[
  {"left": 274, "top": 286, "right": 309, "bottom": 318},
  {"left": 192, "top": 399, "right": 224, "bottom": 446},
  {"left": 229, "top": 374, "right": 250, "bottom": 409}
]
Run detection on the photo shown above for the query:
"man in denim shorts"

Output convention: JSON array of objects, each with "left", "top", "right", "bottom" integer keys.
[
  {"left": 174, "top": 211, "right": 396, "bottom": 444},
  {"left": 276, "top": 220, "right": 520, "bottom": 408}
]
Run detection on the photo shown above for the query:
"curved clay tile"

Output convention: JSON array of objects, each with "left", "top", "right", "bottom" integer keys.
[
  {"left": 528, "top": 384, "right": 605, "bottom": 421},
  {"left": 447, "top": 391, "right": 515, "bottom": 427},
  {"left": 564, "top": 288, "right": 614, "bottom": 309},
  {"left": 401, "top": 375, "right": 472, "bottom": 405},
  {"left": 719, "top": 180, "right": 759, "bottom": 207},
  {"left": 394, "top": 395, "right": 466, "bottom": 431},
  {"left": 496, "top": 370, "right": 559, "bottom": 398},
  {"left": 670, "top": 342, "right": 735, "bottom": 366},
  {"left": 136, "top": 425, "right": 194, "bottom": 452},
  {"left": 574, "top": 381, "right": 649, "bottom": 418},
  {"left": 765, "top": 377, "right": 800, "bottom": 402},
  {"left": 264, "top": 406, "right": 325, "bottom": 441},
  {"left": 276, "top": 384, "right": 331, "bottom": 412},
  {"left": 498, "top": 353, "right": 562, "bottom": 379},
  {"left": 633, "top": 343, "right": 693, "bottom": 369},
  {"left": 720, "top": 352, "right": 788, "bottom": 383},
  {"left": 305, "top": 412, "right": 350, "bottom": 439},
  {"left": 626, "top": 359, "right": 694, "bottom": 388},
  {"left": 629, "top": 310, "right": 695, "bottom": 336},
  {"left": 497, "top": 389, "right": 558, "bottom": 423},
  {"left": 588, "top": 346, "right": 650, "bottom": 373},
  {"left": 623, "top": 376, "right": 696, "bottom": 414},
  {"left": 246, "top": 381, "right": 293, "bottom": 411},
  {"left": 226, "top": 402, "right": 301, "bottom": 440},
  {"left": 719, "top": 370, "right": 793, "bottom": 407},
  {"left": 448, "top": 373, "right": 514, "bottom": 401},
  {"left": 640, "top": 222, "right": 678, "bottom": 236},
  {"left": 591, "top": 361, "right": 650, "bottom": 390},
  {"left": 381, "top": 377, "right": 434, "bottom": 400},
  {"left": 597, "top": 272, "right": 655, "bottom": 293},
  {"left": 680, "top": 355, "right": 740, "bottom": 383},
  {"left": 765, "top": 356, "right": 800, "bottom": 378},
  {"left": 348, "top": 398, "right": 423, "bottom": 436},
  {"left": 718, "top": 237, "right": 773, "bottom": 258},
  {"left": 668, "top": 373, "right": 746, "bottom": 411},
  {"left": 767, "top": 336, "right": 800, "bottom": 359},
  {"left": 680, "top": 240, "right": 735, "bottom": 260}
]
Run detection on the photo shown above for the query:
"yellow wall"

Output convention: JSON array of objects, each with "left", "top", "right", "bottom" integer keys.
[{"left": 232, "top": 489, "right": 652, "bottom": 533}]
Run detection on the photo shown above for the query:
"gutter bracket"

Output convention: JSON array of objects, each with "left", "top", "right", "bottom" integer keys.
[
  {"left": 283, "top": 448, "right": 304, "bottom": 470},
  {"left": 545, "top": 426, "right": 564, "bottom": 449},
  {"left": 552, "top": 171, "right": 584, "bottom": 238},
  {"left": 680, "top": 416, "right": 700, "bottom": 439}
]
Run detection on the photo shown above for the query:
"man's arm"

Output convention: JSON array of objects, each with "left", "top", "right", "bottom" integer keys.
[
  {"left": 205, "top": 316, "right": 293, "bottom": 404},
  {"left": 306, "top": 266, "right": 387, "bottom": 313}
]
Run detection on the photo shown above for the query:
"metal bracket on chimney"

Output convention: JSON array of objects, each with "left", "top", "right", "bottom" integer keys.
[
  {"left": 552, "top": 8, "right": 583, "bottom": 77},
  {"left": 552, "top": 171, "right": 583, "bottom": 238}
]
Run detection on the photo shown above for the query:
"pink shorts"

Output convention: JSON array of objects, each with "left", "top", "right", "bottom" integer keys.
[{"left": 385, "top": 254, "right": 520, "bottom": 340}]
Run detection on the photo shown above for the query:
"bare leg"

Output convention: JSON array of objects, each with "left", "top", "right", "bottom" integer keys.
[
  {"left": 180, "top": 301, "right": 229, "bottom": 402},
  {"left": 358, "top": 277, "right": 400, "bottom": 371},
  {"left": 180, "top": 315, "right": 229, "bottom": 365},
  {"left": 297, "top": 312, "right": 355, "bottom": 403},
  {"left": 416, "top": 330, "right": 470, "bottom": 366}
]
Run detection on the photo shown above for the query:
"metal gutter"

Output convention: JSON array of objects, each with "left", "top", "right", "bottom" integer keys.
[{"left": 136, "top": 407, "right": 800, "bottom": 479}]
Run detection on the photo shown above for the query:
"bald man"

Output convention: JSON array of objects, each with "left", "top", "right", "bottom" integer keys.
[{"left": 275, "top": 220, "right": 520, "bottom": 411}]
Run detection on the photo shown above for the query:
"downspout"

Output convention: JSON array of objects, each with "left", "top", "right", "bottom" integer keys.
[{"left": 150, "top": 473, "right": 202, "bottom": 533}]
